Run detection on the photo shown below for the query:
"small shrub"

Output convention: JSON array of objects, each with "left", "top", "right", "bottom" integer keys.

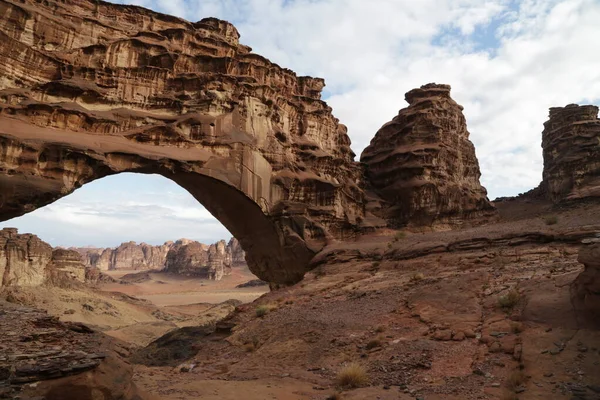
[
  {"left": 336, "top": 363, "right": 369, "bottom": 389},
  {"left": 410, "top": 272, "right": 425, "bottom": 282},
  {"left": 255, "top": 305, "right": 270, "bottom": 317},
  {"left": 375, "top": 325, "right": 386, "bottom": 333},
  {"left": 505, "top": 369, "right": 526, "bottom": 391},
  {"left": 393, "top": 231, "right": 406, "bottom": 242},
  {"left": 500, "top": 391, "right": 519, "bottom": 400},
  {"left": 365, "top": 339, "right": 382, "bottom": 350},
  {"left": 243, "top": 343, "right": 255, "bottom": 352},
  {"left": 543, "top": 215, "right": 558, "bottom": 225},
  {"left": 314, "top": 266, "right": 326, "bottom": 278},
  {"left": 498, "top": 289, "right": 521, "bottom": 311},
  {"left": 510, "top": 321, "right": 524, "bottom": 334}
]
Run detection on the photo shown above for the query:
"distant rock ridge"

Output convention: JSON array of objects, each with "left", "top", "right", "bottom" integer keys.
[
  {"left": 1, "top": 228, "right": 246, "bottom": 287},
  {"left": 164, "top": 239, "right": 232, "bottom": 279},
  {"left": 361, "top": 83, "right": 497, "bottom": 227},
  {"left": 72, "top": 238, "right": 246, "bottom": 279}
]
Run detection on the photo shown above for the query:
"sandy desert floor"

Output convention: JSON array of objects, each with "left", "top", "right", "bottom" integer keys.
[{"left": 100, "top": 267, "right": 268, "bottom": 306}]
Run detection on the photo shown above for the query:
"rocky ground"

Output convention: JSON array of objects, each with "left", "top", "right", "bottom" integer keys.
[
  {"left": 0, "top": 300, "right": 153, "bottom": 399},
  {"left": 0, "top": 254, "right": 269, "bottom": 398},
  {"left": 120, "top": 198, "right": 600, "bottom": 400},
  {"left": 0, "top": 202, "right": 598, "bottom": 400}
]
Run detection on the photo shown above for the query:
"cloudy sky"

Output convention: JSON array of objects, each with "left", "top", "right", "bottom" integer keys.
[{"left": 2, "top": 0, "right": 600, "bottom": 247}]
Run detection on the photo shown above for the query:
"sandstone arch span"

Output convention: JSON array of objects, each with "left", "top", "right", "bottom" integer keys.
[
  {"left": 0, "top": 0, "right": 367, "bottom": 284},
  {"left": 0, "top": 124, "right": 343, "bottom": 285}
]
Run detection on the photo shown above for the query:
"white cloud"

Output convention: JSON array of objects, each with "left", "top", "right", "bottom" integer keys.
[
  {"left": 161, "top": 0, "right": 599, "bottom": 199},
  {"left": 0, "top": 174, "right": 232, "bottom": 247}
]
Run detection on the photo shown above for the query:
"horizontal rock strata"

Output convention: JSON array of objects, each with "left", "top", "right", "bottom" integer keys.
[
  {"left": 73, "top": 238, "right": 245, "bottom": 280},
  {"left": 541, "top": 104, "right": 600, "bottom": 202},
  {"left": 361, "top": 83, "right": 496, "bottom": 228},
  {"left": 164, "top": 239, "right": 232, "bottom": 280}
]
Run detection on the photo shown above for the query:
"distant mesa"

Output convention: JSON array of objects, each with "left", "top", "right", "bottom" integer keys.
[
  {"left": 0, "top": 228, "right": 248, "bottom": 288},
  {"left": 72, "top": 238, "right": 246, "bottom": 280}
]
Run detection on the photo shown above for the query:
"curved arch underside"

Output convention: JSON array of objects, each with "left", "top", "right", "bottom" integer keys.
[{"left": 0, "top": 118, "right": 351, "bottom": 284}]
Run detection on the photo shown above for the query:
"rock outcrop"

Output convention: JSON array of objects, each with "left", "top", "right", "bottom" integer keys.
[
  {"left": 228, "top": 238, "right": 246, "bottom": 267},
  {"left": 0, "top": 0, "right": 365, "bottom": 285},
  {"left": 0, "top": 301, "right": 153, "bottom": 400},
  {"left": 0, "top": 228, "right": 91, "bottom": 288},
  {"left": 541, "top": 104, "right": 600, "bottom": 202},
  {"left": 571, "top": 241, "right": 600, "bottom": 324},
  {"left": 45, "top": 249, "right": 86, "bottom": 288},
  {"left": 361, "top": 83, "right": 496, "bottom": 227},
  {"left": 76, "top": 242, "right": 173, "bottom": 271},
  {"left": 164, "top": 239, "right": 232, "bottom": 280},
  {"left": 0, "top": 228, "right": 53, "bottom": 286}
]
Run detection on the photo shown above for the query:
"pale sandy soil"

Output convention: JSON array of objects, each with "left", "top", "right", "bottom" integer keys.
[{"left": 101, "top": 267, "right": 268, "bottom": 306}]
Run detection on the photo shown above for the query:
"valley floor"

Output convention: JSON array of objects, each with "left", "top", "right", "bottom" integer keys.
[{"left": 2, "top": 197, "right": 599, "bottom": 399}]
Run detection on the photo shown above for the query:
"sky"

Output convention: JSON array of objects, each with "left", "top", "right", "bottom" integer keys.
[{"left": 3, "top": 0, "right": 600, "bottom": 247}]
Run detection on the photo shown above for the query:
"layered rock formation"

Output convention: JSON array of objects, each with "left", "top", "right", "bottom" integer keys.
[
  {"left": 46, "top": 249, "right": 86, "bottom": 287},
  {"left": 228, "top": 238, "right": 246, "bottom": 267},
  {"left": 76, "top": 241, "right": 174, "bottom": 271},
  {"left": 361, "top": 84, "right": 496, "bottom": 227},
  {"left": 0, "top": 227, "right": 52, "bottom": 286},
  {"left": 0, "top": 228, "right": 89, "bottom": 287},
  {"left": 541, "top": 104, "right": 600, "bottom": 202},
  {"left": 73, "top": 238, "right": 245, "bottom": 280},
  {"left": 0, "top": 0, "right": 365, "bottom": 285},
  {"left": 164, "top": 239, "right": 232, "bottom": 280},
  {"left": 0, "top": 301, "right": 151, "bottom": 400}
]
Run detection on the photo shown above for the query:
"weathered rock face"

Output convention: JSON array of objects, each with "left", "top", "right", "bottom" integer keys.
[
  {"left": 0, "top": 228, "right": 52, "bottom": 286},
  {"left": 571, "top": 241, "right": 600, "bottom": 323},
  {"left": 0, "top": 228, "right": 91, "bottom": 288},
  {"left": 0, "top": 0, "right": 365, "bottom": 285},
  {"left": 46, "top": 249, "right": 86, "bottom": 287},
  {"left": 361, "top": 84, "right": 496, "bottom": 227},
  {"left": 164, "top": 239, "right": 232, "bottom": 280},
  {"left": 0, "top": 301, "right": 152, "bottom": 400},
  {"left": 75, "top": 242, "right": 173, "bottom": 271},
  {"left": 228, "top": 238, "right": 246, "bottom": 267},
  {"left": 541, "top": 104, "right": 600, "bottom": 202}
]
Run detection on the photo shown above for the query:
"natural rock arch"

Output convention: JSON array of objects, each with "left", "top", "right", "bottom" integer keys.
[
  {"left": 0, "top": 132, "right": 338, "bottom": 285},
  {"left": 0, "top": 0, "right": 367, "bottom": 284}
]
